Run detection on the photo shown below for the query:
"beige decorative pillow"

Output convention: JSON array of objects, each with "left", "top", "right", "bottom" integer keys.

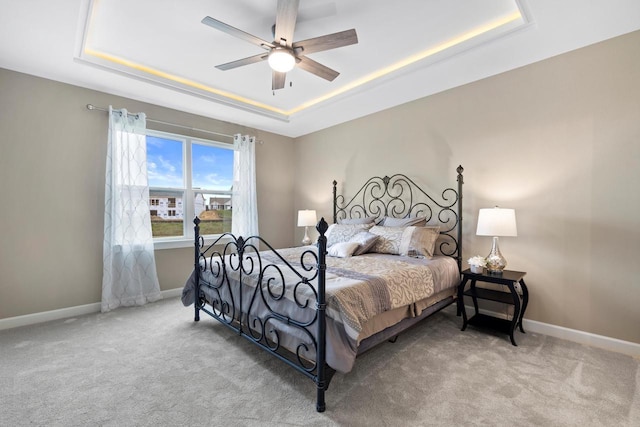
[
  {"left": 369, "top": 226, "right": 405, "bottom": 255},
  {"left": 326, "top": 223, "right": 374, "bottom": 248},
  {"left": 402, "top": 226, "right": 440, "bottom": 258},
  {"left": 370, "top": 225, "right": 440, "bottom": 258}
]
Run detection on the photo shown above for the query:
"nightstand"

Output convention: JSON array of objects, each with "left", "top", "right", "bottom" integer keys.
[{"left": 457, "top": 269, "right": 529, "bottom": 346}]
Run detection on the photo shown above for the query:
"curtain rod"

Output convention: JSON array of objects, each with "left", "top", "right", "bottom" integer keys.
[{"left": 86, "top": 104, "right": 234, "bottom": 140}]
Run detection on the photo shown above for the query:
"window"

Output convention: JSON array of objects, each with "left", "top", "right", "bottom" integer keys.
[{"left": 146, "top": 130, "right": 234, "bottom": 243}]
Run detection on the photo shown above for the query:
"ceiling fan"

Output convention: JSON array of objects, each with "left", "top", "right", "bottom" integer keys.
[{"left": 202, "top": 0, "right": 358, "bottom": 90}]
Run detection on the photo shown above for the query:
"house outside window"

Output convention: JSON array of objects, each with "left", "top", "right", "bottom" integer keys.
[{"left": 146, "top": 130, "right": 234, "bottom": 243}]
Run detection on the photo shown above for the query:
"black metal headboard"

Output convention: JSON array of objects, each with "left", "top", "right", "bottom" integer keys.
[{"left": 332, "top": 166, "right": 464, "bottom": 271}]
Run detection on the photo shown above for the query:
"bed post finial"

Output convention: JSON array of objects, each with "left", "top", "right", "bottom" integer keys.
[{"left": 317, "top": 217, "right": 329, "bottom": 236}]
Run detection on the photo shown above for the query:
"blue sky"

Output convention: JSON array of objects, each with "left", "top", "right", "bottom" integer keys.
[{"left": 146, "top": 135, "right": 234, "bottom": 191}]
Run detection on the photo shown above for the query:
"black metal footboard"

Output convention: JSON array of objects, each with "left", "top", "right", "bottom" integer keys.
[{"left": 193, "top": 217, "right": 330, "bottom": 412}]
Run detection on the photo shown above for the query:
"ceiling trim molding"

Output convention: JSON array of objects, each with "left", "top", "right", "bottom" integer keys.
[{"left": 75, "top": 49, "right": 292, "bottom": 121}]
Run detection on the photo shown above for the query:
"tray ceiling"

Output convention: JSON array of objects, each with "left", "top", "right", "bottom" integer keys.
[{"left": 1, "top": 0, "right": 640, "bottom": 137}]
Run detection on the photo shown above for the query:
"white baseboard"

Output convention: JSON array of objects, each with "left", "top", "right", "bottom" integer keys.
[
  {"left": 464, "top": 305, "right": 640, "bottom": 358},
  {"left": 0, "top": 301, "right": 103, "bottom": 331},
  {"left": 161, "top": 287, "right": 183, "bottom": 299},
  {"left": 0, "top": 288, "right": 183, "bottom": 331},
  {"left": 2, "top": 298, "right": 638, "bottom": 358}
]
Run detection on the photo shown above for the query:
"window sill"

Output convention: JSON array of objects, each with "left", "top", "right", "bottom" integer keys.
[{"left": 153, "top": 235, "right": 230, "bottom": 250}]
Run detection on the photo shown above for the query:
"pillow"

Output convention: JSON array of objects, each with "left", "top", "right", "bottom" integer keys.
[
  {"left": 327, "top": 242, "right": 359, "bottom": 258},
  {"left": 326, "top": 223, "right": 374, "bottom": 248},
  {"left": 403, "top": 226, "right": 440, "bottom": 258},
  {"left": 349, "top": 231, "right": 380, "bottom": 256},
  {"left": 369, "top": 226, "right": 404, "bottom": 255},
  {"left": 379, "top": 216, "right": 427, "bottom": 227},
  {"left": 337, "top": 215, "right": 377, "bottom": 225},
  {"left": 369, "top": 225, "right": 440, "bottom": 257}
]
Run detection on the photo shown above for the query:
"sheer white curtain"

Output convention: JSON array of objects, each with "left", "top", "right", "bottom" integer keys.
[
  {"left": 102, "top": 106, "right": 162, "bottom": 312},
  {"left": 232, "top": 134, "right": 259, "bottom": 239}
]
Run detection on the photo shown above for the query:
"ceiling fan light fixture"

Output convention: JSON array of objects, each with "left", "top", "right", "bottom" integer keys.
[{"left": 268, "top": 47, "right": 295, "bottom": 72}]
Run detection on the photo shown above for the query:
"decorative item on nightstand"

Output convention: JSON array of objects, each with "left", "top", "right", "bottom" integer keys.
[
  {"left": 476, "top": 207, "right": 517, "bottom": 274},
  {"left": 297, "top": 209, "right": 317, "bottom": 245},
  {"left": 467, "top": 256, "right": 487, "bottom": 274}
]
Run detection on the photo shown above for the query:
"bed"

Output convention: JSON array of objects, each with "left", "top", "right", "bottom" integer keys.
[{"left": 181, "top": 166, "right": 464, "bottom": 412}]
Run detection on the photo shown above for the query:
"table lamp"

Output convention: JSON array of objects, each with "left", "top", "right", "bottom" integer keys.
[
  {"left": 476, "top": 207, "right": 517, "bottom": 274},
  {"left": 297, "top": 210, "right": 317, "bottom": 245}
]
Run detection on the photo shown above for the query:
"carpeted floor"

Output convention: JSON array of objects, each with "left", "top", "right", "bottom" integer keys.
[{"left": 1, "top": 297, "right": 638, "bottom": 426}]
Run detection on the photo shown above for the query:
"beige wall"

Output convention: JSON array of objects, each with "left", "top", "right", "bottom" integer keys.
[
  {"left": 0, "top": 69, "right": 295, "bottom": 319},
  {"left": 294, "top": 31, "right": 640, "bottom": 344},
  {"left": 2, "top": 30, "right": 639, "bottom": 345}
]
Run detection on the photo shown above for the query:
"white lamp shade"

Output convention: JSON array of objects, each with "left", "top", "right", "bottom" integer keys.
[
  {"left": 297, "top": 210, "right": 317, "bottom": 227},
  {"left": 476, "top": 207, "right": 517, "bottom": 237}
]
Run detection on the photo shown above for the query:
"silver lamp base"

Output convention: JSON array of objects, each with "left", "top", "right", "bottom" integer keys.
[
  {"left": 486, "top": 236, "right": 507, "bottom": 274},
  {"left": 301, "top": 227, "right": 312, "bottom": 245}
]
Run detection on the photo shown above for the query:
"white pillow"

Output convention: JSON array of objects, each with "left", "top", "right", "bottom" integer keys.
[{"left": 327, "top": 242, "right": 359, "bottom": 258}]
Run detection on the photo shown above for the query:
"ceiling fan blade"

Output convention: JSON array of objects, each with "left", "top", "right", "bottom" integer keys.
[
  {"left": 293, "top": 29, "right": 358, "bottom": 55},
  {"left": 297, "top": 56, "right": 339, "bottom": 82},
  {"left": 272, "top": 71, "right": 286, "bottom": 90},
  {"left": 202, "top": 16, "right": 273, "bottom": 50},
  {"left": 216, "top": 53, "right": 269, "bottom": 71},
  {"left": 274, "top": 0, "right": 299, "bottom": 47}
]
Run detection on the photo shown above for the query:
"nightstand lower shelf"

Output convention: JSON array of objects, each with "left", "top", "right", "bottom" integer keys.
[
  {"left": 466, "top": 313, "right": 513, "bottom": 335},
  {"left": 464, "top": 288, "right": 514, "bottom": 304}
]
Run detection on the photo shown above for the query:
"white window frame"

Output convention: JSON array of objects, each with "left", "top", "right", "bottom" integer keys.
[{"left": 147, "top": 129, "right": 234, "bottom": 250}]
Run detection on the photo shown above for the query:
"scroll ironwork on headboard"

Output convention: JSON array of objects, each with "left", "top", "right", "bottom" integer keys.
[{"left": 332, "top": 166, "right": 464, "bottom": 271}]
